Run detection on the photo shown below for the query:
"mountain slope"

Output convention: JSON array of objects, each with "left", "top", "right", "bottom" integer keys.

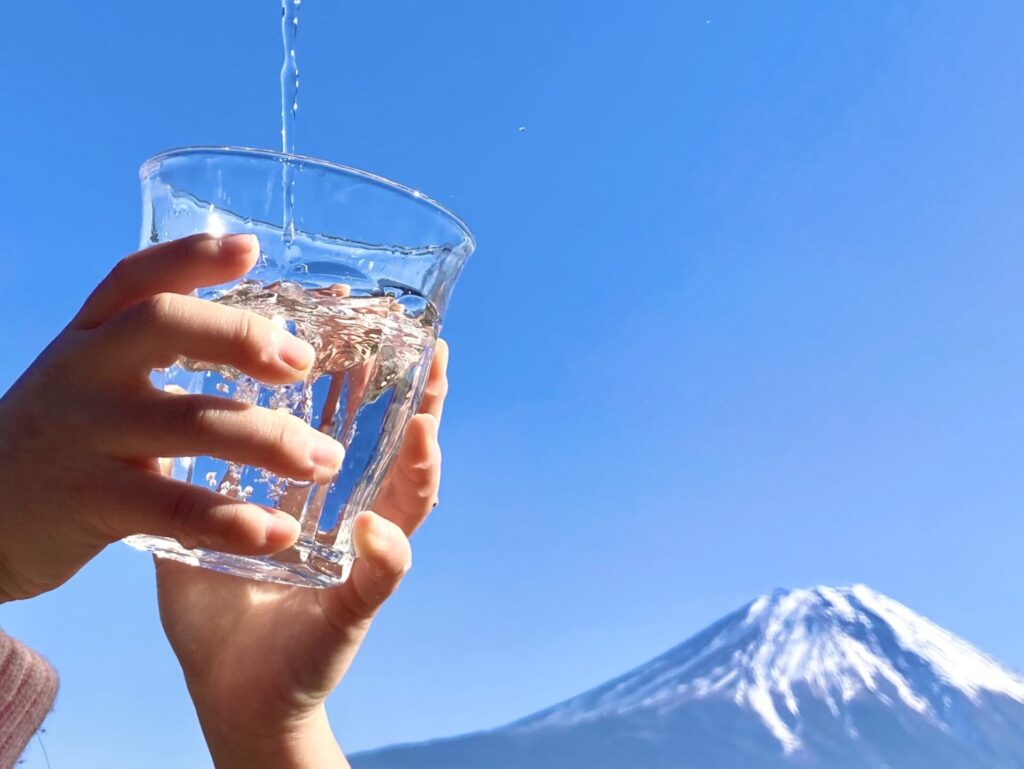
[{"left": 351, "top": 586, "right": 1024, "bottom": 769}]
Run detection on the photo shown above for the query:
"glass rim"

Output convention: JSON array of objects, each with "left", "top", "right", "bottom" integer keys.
[{"left": 139, "top": 145, "right": 476, "bottom": 251}]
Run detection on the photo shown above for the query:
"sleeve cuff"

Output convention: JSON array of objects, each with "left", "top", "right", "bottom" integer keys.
[{"left": 0, "top": 629, "right": 58, "bottom": 769}]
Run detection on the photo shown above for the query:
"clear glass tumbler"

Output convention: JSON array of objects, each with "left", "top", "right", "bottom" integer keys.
[{"left": 123, "top": 147, "right": 474, "bottom": 587}]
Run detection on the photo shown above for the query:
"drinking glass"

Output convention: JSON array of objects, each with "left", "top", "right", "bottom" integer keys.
[{"left": 124, "top": 147, "right": 474, "bottom": 588}]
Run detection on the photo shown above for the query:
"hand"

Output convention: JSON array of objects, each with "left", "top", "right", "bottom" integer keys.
[
  {"left": 156, "top": 341, "right": 448, "bottom": 769},
  {"left": 0, "top": 234, "right": 343, "bottom": 601}
]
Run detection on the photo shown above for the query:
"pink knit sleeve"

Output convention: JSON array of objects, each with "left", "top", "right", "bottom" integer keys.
[{"left": 0, "top": 630, "right": 57, "bottom": 769}]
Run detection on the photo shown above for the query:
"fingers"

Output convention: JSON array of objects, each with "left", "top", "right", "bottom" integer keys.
[
  {"left": 91, "top": 292, "right": 315, "bottom": 384},
  {"left": 319, "top": 512, "right": 412, "bottom": 626},
  {"left": 92, "top": 466, "right": 300, "bottom": 554},
  {"left": 374, "top": 414, "right": 441, "bottom": 535},
  {"left": 418, "top": 338, "right": 449, "bottom": 423},
  {"left": 314, "top": 352, "right": 445, "bottom": 636},
  {"left": 99, "top": 391, "right": 344, "bottom": 485},
  {"left": 72, "top": 234, "right": 260, "bottom": 330},
  {"left": 371, "top": 339, "right": 447, "bottom": 534}
]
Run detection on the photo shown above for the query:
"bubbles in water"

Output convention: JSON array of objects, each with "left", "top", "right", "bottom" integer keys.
[
  {"left": 266, "top": 474, "right": 288, "bottom": 504},
  {"left": 182, "top": 281, "right": 438, "bottom": 387},
  {"left": 169, "top": 280, "right": 439, "bottom": 581}
]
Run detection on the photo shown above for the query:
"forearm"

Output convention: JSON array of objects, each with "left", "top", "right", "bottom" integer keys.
[{"left": 198, "top": 706, "right": 350, "bottom": 769}]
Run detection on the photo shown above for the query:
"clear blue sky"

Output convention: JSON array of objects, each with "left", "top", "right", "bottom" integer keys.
[{"left": 3, "top": 1, "right": 1024, "bottom": 766}]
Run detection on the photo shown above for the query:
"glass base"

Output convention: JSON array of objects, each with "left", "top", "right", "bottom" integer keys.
[{"left": 123, "top": 534, "right": 354, "bottom": 588}]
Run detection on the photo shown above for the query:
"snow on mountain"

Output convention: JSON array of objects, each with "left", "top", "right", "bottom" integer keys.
[
  {"left": 352, "top": 586, "right": 1024, "bottom": 769},
  {"left": 512, "top": 584, "right": 1024, "bottom": 752}
]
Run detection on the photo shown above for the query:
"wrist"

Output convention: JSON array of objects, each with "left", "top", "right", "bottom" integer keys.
[{"left": 197, "top": 705, "right": 349, "bottom": 769}]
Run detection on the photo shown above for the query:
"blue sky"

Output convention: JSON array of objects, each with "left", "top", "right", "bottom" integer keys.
[{"left": 3, "top": 1, "right": 1024, "bottom": 766}]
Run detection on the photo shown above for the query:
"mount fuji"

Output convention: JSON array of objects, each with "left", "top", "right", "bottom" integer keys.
[{"left": 351, "top": 585, "right": 1024, "bottom": 769}]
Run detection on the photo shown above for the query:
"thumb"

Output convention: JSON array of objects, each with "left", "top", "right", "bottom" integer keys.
[{"left": 321, "top": 511, "right": 412, "bottom": 628}]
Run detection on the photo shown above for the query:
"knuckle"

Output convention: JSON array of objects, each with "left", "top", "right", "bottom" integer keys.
[
  {"left": 383, "top": 539, "right": 413, "bottom": 580},
  {"left": 248, "top": 406, "right": 282, "bottom": 442},
  {"left": 106, "top": 256, "right": 135, "bottom": 290},
  {"left": 213, "top": 504, "right": 244, "bottom": 541},
  {"left": 65, "top": 465, "right": 120, "bottom": 539},
  {"left": 173, "top": 396, "right": 212, "bottom": 436},
  {"left": 262, "top": 410, "right": 294, "bottom": 449},
  {"left": 236, "top": 312, "right": 276, "bottom": 368},
  {"left": 276, "top": 413, "right": 305, "bottom": 449},
  {"left": 348, "top": 582, "right": 383, "bottom": 621},
  {"left": 185, "top": 233, "right": 218, "bottom": 259},
  {"left": 168, "top": 487, "right": 206, "bottom": 540},
  {"left": 336, "top": 529, "right": 413, "bottom": 621},
  {"left": 275, "top": 414, "right": 316, "bottom": 471},
  {"left": 134, "top": 292, "right": 177, "bottom": 328},
  {"left": 36, "top": 329, "right": 90, "bottom": 382},
  {"left": 425, "top": 376, "right": 449, "bottom": 400},
  {"left": 239, "top": 407, "right": 313, "bottom": 475}
]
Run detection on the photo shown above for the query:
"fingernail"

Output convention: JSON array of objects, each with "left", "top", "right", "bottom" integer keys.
[
  {"left": 310, "top": 431, "right": 345, "bottom": 483},
  {"left": 326, "top": 283, "right": 352, "bottom": 297},
  {"left": 277, "top": 331, "right": 315, "bottom": 372},
  {"left": 219, "top": 233, "right": 259, "bottom": 258},
  {"left": 266, "top": 512, "right": 300, "bottom": 544}
]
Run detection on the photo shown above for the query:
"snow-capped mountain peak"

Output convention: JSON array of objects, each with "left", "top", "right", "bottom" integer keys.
[
  {"left": 354, "top": 585, "right": 1024, "bottom": 769},
  {"left": 513, "top": 585, "right": 1024, "bottom": 754}
]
